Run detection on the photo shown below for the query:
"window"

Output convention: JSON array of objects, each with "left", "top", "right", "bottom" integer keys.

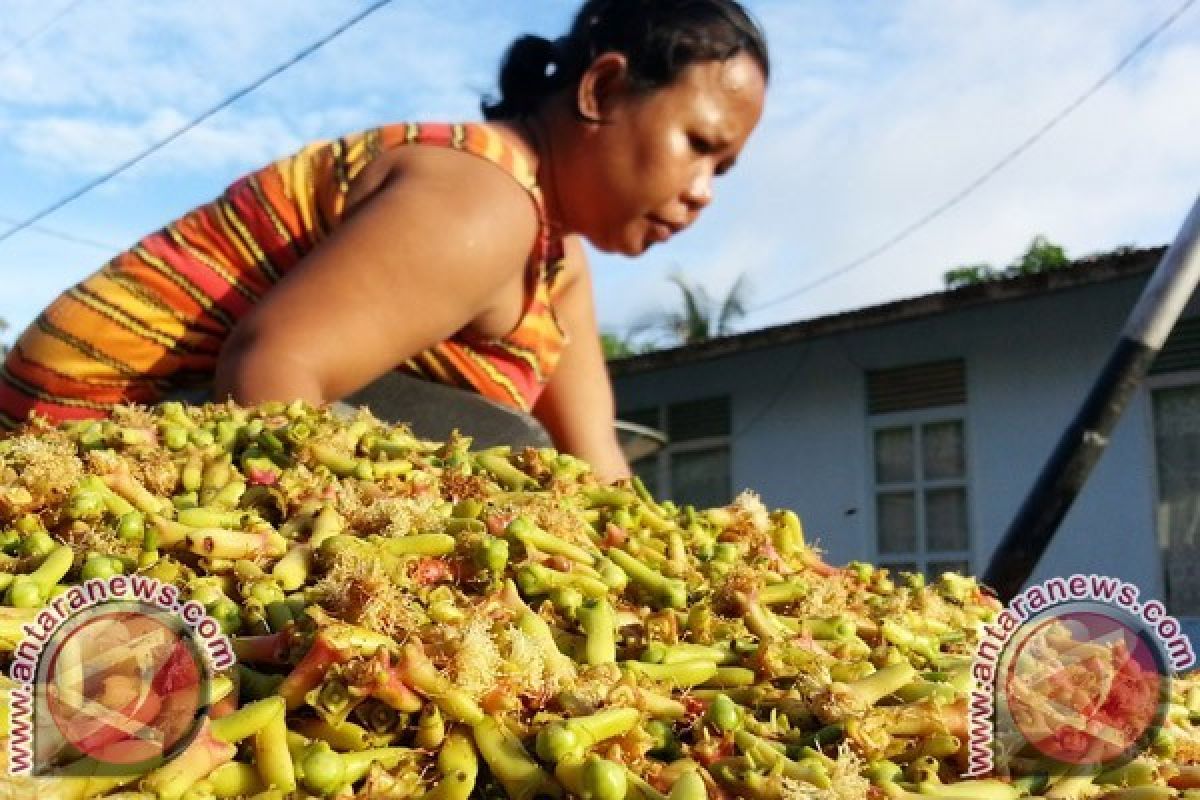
[
  {"left": 867, "top": 359, "right": 970, "bottom": 578},
  {"left": 1147, "top": 318, "right": 1200, "bottom": 615},
  {"left": 624, "top": 397, "right": 731, "bottom": 508},
  {"left": 1150, "top": 379, "right": 1200, "bottom": 616},
  {"left": 872, "top": 416, "right": 971, "bottom": 578}
]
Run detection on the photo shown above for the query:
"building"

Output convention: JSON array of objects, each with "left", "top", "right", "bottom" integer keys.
[{"left": 610, "top": 246, "right": 1200, "bottom": 622}]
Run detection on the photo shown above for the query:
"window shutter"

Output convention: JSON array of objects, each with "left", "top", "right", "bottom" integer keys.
[
  {"left": 667, "top": 397, "right": 730, "bottom": 442},
  {"left": 1151, "top": 316, "right": 1200, "bottom": 375},
  {"left": 867, "top": 360, "right": 966, "bottom": 414}
]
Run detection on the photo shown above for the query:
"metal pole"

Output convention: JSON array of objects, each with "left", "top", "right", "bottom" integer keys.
[{"left": 984, "top": 195, "right": 1200, "bottom": 602}]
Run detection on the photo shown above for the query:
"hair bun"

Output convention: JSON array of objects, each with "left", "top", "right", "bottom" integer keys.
[
  {"left": 482, "top": 35, "right": 563, "bottom": 120},
  {"left": 482, "top": 1, "right": 769, "bottom": 121}
]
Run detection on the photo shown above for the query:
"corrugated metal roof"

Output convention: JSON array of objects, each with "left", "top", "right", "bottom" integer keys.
[{"left": 609, "top": 247, "right": 1166, "bottom": 377}]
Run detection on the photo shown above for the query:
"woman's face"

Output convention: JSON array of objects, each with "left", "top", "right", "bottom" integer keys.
[{"left": 563, "top": 52, "right": 767, "bottom": 256}]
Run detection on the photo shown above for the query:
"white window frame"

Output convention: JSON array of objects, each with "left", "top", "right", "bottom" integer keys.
[
  {"left": 1143, "top": 369, "right": 1200, "bottom": 614},
  {"left": 867, "top": 404, "right": 975, "bottom": 577}
]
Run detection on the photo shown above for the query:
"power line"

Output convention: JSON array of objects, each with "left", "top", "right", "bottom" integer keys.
[
  {"left": 0, "top": 214, "right": 117, "bottom": 251},
  {"left": 747, "top": 0, "right": 1197, "bottom": 317},
  {"left": 0, "top": 0, "right": 88, "bottom": 66},
  {"left": 724, "top": 0, "right": 1198, "bottom": 445},
  {"left": 0, "top": 0, "right": 395, "bottom": 248}
]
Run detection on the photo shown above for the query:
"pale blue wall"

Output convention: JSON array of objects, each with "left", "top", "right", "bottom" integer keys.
[{"left": 613, "top": 272, "right": 1192, "bottom": 603}]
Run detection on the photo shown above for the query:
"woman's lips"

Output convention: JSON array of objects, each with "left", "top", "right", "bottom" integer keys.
[{"left": 646, "top": 215, "right": 683, "bottom": 244}]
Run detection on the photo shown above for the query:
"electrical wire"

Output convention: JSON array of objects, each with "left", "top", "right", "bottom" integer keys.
[
  {"left": 0, "top": 0, "right": 88, "bottom": 66},
  {"left": 721, "top": 0, "right": 1198, "bottom": 443},
  {"left": 0, "top": 214, "right": 117, "bottom": 251},
  {"left": 746, "top": 0, "right": 1197, "bottom": 317},
  {"left": 0, "top": 0, "right": 396, "bottom": 248}
]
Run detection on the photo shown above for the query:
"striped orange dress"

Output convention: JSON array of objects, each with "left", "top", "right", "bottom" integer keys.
[{"left": 0, "top": 123, "right": 569, "bottom": 429}]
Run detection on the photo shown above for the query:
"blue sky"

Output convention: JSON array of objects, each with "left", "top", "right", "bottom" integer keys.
[{"left": 1, "top": 0, "right": 1197, "bottom": 348}]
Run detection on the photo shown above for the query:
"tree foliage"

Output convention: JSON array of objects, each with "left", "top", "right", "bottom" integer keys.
[
  {"left": 943, "top": 235, "right": 1070, "bottom": 288},
  {"left": 600, "top": 332, "right": 639, "bottom": 360},
  {"left": 660, "top": 271, "right": 750, "bottom": 345},
  {"left": 598, "top": 272, "right": 753, "bottom": 360}
]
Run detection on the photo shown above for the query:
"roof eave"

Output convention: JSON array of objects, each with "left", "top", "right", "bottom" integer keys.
[{"left": 608, "top": 246, "right": 1166, "bottom": 377}]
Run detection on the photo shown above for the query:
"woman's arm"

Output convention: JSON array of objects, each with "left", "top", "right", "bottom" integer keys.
[
  {"left": 532, "top": 237, "right": 631, "bottom": 483},
  {"left": 213, "top": 148, "right": 539, "bottom": 406}
]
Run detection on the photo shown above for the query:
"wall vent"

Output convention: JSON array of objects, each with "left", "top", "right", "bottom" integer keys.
[
  {"left": 867, "top": 359, "right": 966, "bottom": 414},
  {"left": 667, "top": 396, "right": 731, "bottom": 442}
]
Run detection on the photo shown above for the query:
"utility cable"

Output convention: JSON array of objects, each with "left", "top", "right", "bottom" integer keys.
[
  {"left": 0, "top": 0, "right": 88, "bottom": 66},
  {"left": 0, "top": 214, "right": 117, "bottom": 251},
  {"left": 746, "top": 0, "right": 1196, "bottom": 316},
  {"left": 0, "top": 0, "right": 395, "bottom": 248}
]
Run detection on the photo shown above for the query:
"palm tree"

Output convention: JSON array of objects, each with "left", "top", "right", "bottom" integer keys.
[
  {"left": 660, "top": 271, "right": 751, "bottom": 345},
  {"left": 599, "top": 272, "right": 752, "bottom": 359}
]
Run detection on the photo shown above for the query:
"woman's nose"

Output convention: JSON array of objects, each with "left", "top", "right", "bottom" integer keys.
[{"left": 683, "top": 168, "right": 714, "bottom": 210}]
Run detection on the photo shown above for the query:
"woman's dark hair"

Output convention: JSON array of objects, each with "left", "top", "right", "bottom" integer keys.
[{"left": 482, "top": 0, "right": 769, "bottom": 120}]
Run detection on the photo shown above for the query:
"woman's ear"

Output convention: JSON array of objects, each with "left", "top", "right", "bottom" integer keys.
[{"left": 575, "top": 52, "right": 629, "bottom": 124}]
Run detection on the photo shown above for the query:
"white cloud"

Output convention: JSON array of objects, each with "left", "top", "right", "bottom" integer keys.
[
  {"left": 663, "top": 0, "right": 1200, "bottom": 332},
  {"left": 8, "top": 109, "right": 303, "bottom": 176},
  {"left": 0, "top": 0, "right": 518, "bottom": 176},
  {"left": 0, "top": 0, "right": 554, "bottom": 340},
  {"left": 1, "top": 0, "right": 1198, "bottom": 347},
  {"left": 0, "top": 1, "right": 334, "bottom": 111}
]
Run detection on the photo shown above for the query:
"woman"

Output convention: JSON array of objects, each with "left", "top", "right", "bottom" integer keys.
[{"left": 0, "top": 0, "right": 768, "bottom": 483}]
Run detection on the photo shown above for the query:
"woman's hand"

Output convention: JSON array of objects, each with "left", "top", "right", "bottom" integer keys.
[
  {"left": 214, "top": 147, "right": 539, "bottom": 406},
  {"left": 532, "top": 236, "right": 630, "bottom": 483}
]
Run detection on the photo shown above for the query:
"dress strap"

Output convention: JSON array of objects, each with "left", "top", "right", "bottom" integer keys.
[{"left": 383, "top": 123, "right": 540, "bottom": 208}]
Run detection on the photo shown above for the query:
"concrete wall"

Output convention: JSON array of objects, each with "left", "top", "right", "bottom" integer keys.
[{"left": 613, "top": 272, "right": 1193, "bottom": 601}]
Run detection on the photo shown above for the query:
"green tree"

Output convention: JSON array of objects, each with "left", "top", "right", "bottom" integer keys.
[
  {"left": 942, "top": 262, "right": 1000, "bottom": 288},
  {"left": 601, "top": 272, "right": 753, "bottom": 359},
  {"left": 1010, "top": 235, "right": 1069, "bottom": 276},
  {"left": 600, "top": 332, "right": 637, "bottom": 360},
  {"left": 943, "top": 235, "right": 1070, "bottom": 288},
  {"left": 599, "top": 319, "right": 663, "bottom": 361},
  {"left": 659, "top": 271, "right": 750, "bottom": 345}
]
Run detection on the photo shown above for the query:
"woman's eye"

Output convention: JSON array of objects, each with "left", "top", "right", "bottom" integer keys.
[{"left": 689, "top": 134, "right": 715, "bottom": 155}]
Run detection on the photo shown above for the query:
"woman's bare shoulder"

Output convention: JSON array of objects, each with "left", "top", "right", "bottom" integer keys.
[
  {"left": 218, "top": 135, "right": 545, "bottom": 402},
  {"left": 346, "top": 138, "right": 541, "bottom": 238}
]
